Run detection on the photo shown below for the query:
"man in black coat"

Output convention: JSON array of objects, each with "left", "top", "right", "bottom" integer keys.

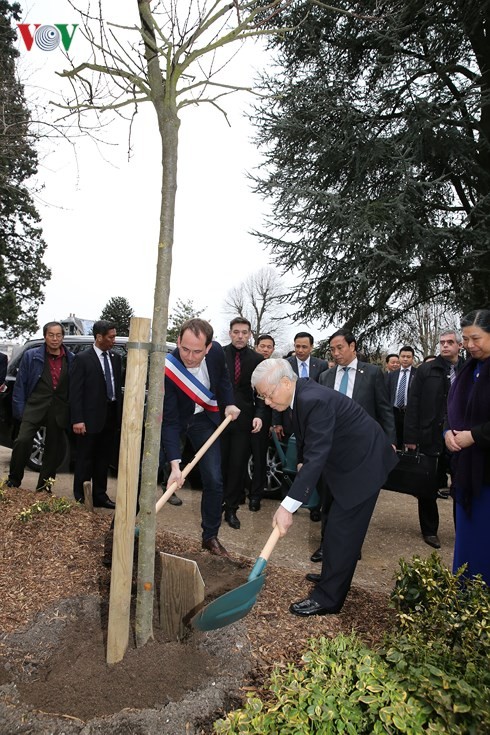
[
  {"left": 221, "top": 317, "right": 265, "bottom": 529},
  {"left": 252, "top": 359, "right": 398, "bottom": 616},
  {"left": 404, "top": 330, "right": 464, "bottom": 547},
  {"left": 70, "top": 320, "right": 122, "bottom": 508}
]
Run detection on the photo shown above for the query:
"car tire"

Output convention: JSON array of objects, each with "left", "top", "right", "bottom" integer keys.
[
  {"left": 247, "top": 443, "right": 284, "bottom": 499},
  {"left": 26, "top": 427, "right": 71, "bottom": 473}
]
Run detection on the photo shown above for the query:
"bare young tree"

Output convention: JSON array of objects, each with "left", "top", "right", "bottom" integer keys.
[
  {"left": 223, "top": 266, "right": 286, "bottom": 343},
  {"left": 54, "top": 0, "right": 302, "bottom": 650},
  {"left": 394, "top": 302, "right": 460, "bottom": 359}
]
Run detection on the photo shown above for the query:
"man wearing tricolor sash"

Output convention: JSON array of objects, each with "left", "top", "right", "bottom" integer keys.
[{"left": 161, "top": 319, "right": 240, "bottom": 556}]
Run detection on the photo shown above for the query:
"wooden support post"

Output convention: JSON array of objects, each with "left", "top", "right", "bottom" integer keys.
[
  {"left": 106, "top": 317, "right": 151, "bottom": 665},
  {"left": 82, "top": 481, "right": 93, "bottom": 513},
  {"left": 160, "top": 552, "right": 205, "bottom": 640}
]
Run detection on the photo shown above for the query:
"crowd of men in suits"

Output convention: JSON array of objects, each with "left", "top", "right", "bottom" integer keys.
[{"left": 4, "top": 315, "right": 461, "bottom": 616}]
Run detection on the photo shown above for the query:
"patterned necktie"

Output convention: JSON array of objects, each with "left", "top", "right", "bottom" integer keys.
[
  {"left": 300, "top": 361, "right": 308, "bottom": 378},
  {"left": 102, "top": 351, "right": 114, "bottom": 400},
  {"left": 338, "top": 366, "right": 350, "bottom": 395},
  {"left": 395, "top": 369, "right": 407, "bottom": 408},
  {"left": 234, "top": 351, "right": 241, "bottom": 385},
  {"left": 449, "top": 365, "right": 456, "bottom": 385}
]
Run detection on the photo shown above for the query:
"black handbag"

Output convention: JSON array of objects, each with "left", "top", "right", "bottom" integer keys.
[{"left": 384, "top": 450, "right": 439, "bottom": 499}]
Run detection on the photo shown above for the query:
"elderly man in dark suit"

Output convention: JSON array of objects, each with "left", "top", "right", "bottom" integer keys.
[
  {"left": 403, "top": 330, "right": 464, "bottom": 548},
  {"left": 252, "top": 359, "right": 398, "bottom": 616},
  {"left": 8, "top": 322, "right": 74, "bottom": 491},
  {"left": 221, "top": 317, "right": 265, "bottom": 529},
  {"left": 70, "top": 320, "right": 122, "bottom": 509},
  {"left": 161, "top": 318, "right": 240, "bottom": 555}
]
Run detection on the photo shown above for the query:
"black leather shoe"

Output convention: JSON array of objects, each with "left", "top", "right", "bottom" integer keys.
[
  {"left": 310, "top": 509, "right": 322, "bottom": 522},
  {"left": 423, "top": 534, "right": 441, "bottom": 549},
  {"left": 289, "top": 597, "right": 341, "bottom": 617},
  {"left": 168, "top": 493, "right": 183, "bottom": 506},
  {"left": 305, "top": 572, "right": 321, "bottom": 583},
  {"left": 6, "top": 479, "right": 19, "bottom": 488},
  {"left": 310, "top": 546, "right": 323, "bottom": 563},
  {"left": 94, "top": 498, "right": 116, "bottom": 509},
  {"left": 249, "top": 499, "right": 261, "bottom": 512},
  {"left": 224, "top": 510, "right": 241, "bottom": 529},
  {"left": 202, "top": 537, "right": 229, "bottom": 557}
]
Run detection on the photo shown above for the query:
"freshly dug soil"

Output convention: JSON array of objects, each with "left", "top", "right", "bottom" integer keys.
[{"left": 0, "top": 487, "right": 394, "bottom": 734}]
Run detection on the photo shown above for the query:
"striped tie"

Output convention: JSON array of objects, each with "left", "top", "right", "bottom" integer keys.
[{"left": 395, "top": 369, "right": 408, "bottom": 408}]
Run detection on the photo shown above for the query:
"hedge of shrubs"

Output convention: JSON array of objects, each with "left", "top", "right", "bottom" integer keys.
[{"left": 214, "top": 554, "right": 490, "bottom": 734}]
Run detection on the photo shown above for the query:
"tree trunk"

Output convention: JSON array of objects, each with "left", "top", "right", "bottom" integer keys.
[{"left": 135, "top": 0, "right": 180, "bottom": 648}]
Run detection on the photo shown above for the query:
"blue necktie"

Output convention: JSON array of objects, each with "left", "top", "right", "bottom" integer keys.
[
  {"left": 300, "top": 361, "right": 308, "bottom": 378},
  {"left": 102, "top": 351, "right": 114, "bottom": 400},
  {"left": 338, "top": 366, "right": 350, "bottom": 395},
  {"left": 395, "top": 369, "right": 408, "bottom": 408}
]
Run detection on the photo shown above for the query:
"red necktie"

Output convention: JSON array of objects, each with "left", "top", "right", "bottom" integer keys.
[{"left": 234, "top": 351, "right": 241, "bottom": 385}]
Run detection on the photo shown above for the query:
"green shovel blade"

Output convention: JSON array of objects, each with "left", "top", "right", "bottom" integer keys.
[{"left": 191, "top": 565, "right": 267, "bottom": 631}]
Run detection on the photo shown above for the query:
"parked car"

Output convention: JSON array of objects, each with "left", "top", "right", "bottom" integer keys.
[{"left": 0, "top": 335, "right": 176, "bottom": 473}]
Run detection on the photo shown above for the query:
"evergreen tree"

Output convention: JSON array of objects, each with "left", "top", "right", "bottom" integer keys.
[
  {"left": 167, "top": 298, "right": 204, "bottom": 342},
  {"left": 253, "top": 0, "right": 490, "bottom": 341},
  {"left": 100, "top": 296, "right": 134, "bottom": 336},
  {"left": 0, "top": 1, "right": 50, "bottom": 337}
]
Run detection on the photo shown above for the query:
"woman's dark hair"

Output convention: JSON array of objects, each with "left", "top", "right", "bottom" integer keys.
[{"left": 460, "top": 309, "right": 490, "bottom": 333}]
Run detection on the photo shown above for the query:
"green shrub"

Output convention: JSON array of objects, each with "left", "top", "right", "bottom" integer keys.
[
  {"left": 214, "top": 555, "right": 490, "bottom": 734},
  {"left": 16, "top": 496, "right": 72, "bottom": 522}
]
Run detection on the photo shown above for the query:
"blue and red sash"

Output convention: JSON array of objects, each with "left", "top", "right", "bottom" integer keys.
[{"left": 165, "top": 354, "right": 219, "bottom": 412}]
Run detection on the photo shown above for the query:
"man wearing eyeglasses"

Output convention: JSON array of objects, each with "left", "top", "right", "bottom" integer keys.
[{"left": 251, "top": 358, "right": 398, "bottom": 617}]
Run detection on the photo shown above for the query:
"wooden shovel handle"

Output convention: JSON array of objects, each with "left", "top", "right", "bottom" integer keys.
[
  {"left": 156, "top": 414, "right": 233, "bottom": 514},
  {"left": 258, "top": 526, "right": 282, "bottom": 562}
]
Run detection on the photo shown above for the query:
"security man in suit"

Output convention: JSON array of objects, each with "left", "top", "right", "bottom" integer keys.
[
  {"left": 221, "top": 317, "right": 265, "bottom": 529},
  {"left": 272, "top": 331, "right": 328, "bottom": 441},
  {"left": 252, "top": 358, "right": 398, "bottom": 616},
  {"left": 387, "top": 345, "right": 417, "bottom": 447},
  {"left": 403, "top": 330, "right": 464, "bottom": 548},
  {"left": 8, "top": 322, "right": 74, "bottom": 491},
  {"left": 70, "top": 320, "right": 122, "bottom": 508}
]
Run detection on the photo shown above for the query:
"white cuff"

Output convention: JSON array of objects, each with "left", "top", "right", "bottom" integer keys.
[{"left": 281, "top": 496, "right": 302, "bottom": 513}]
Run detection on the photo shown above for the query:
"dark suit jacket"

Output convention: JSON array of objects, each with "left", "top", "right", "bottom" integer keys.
[
  {"left": 319, "top": 362, "right": 396, "bottom": 443},
  {"left": 287, "top": 380, "right": 398, "bottom": 510},
  {"left": 223, "top": 344, "right": 265, "bottom": 430},
  {"left": 387, "top": 366, "right": 417, "bottom": 406},
  {"left": 70, "top": 346, "right": 122, "bottom": 434},
  {"left": 272, "top": 355, "right": 329, "bottom": 431},
  {"left": 161, "top": 341, "right": 234, "bottom": 461},
  {"left": 404, "top": 356, "right": 463, "bottom": 455},
  {"left": 0, "top": 352, "right": 7, "bottom": 385}
]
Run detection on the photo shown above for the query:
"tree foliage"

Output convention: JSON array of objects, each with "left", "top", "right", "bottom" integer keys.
[
  {"left": 0, "top": 0, "right": 50, "bottom": 337},
  {"left": 166, "top": 298, "right": 204, "bottom": 342},
  {"left": 100, "top": 296, "right": 134, "bottom": 336},
  {"left": 252, "top": 0, "right": 490, "bottom": 342}
]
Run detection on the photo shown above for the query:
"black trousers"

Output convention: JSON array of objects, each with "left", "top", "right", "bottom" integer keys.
[
  {"left": 312, "top": 491, "right": 379, "bottom": 611},
  {"left": 250, "top": 421, "right": 271, "bottom": 501},
  {"left": 73, "top": 404, "right": 118, "bottom": 503},
  {"left": 9, "top": 405, "right": 66, "bottom": 490},
  {"left": 221, "top": 422, "right": 252, "bottom": 511}
]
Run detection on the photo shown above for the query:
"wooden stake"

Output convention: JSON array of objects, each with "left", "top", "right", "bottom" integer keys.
[
  {"left": 106, "top": 317, "right": 151, "bottom": 665},
  {"left": 160, "top": 552, "right": 205, "bottom": 640}
]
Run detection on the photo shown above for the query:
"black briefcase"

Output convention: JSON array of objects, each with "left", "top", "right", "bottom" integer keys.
[{"left": 384, "top": 450, "right": 439, "bottom": 499}]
